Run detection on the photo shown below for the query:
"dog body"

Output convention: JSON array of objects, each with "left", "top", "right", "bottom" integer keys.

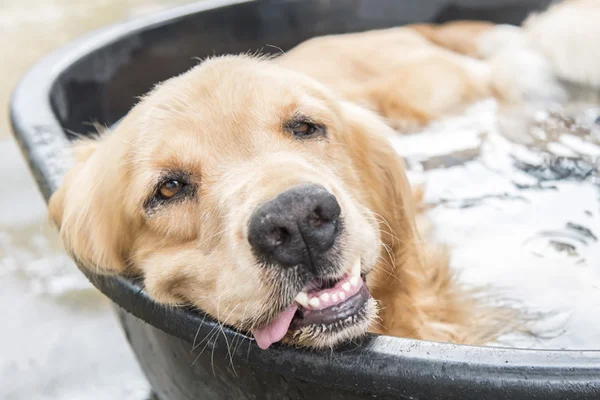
[
  {"left": 49, "top": 1, "right": 596, "bottom": 350},
  {"left": 274, "top": 25, "right": 492, "bottom": 131}
]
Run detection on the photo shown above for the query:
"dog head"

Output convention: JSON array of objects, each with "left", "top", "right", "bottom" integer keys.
[{"left": 49, "top": 55, "right": 418, "bottom": 349}]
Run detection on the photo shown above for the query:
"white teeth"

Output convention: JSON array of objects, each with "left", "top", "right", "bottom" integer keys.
[
  {"left": 296, "top": 257, "right": 362, "bottom": 310},
  {"left": 295, "top": 291, "right": 309, "bottom": 308},
  {"left": 351, "top": 257, "right": 361, "bottom": 277}
]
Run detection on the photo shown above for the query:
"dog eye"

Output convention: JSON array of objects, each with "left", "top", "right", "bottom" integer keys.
[
  {"left": 159, "top": 180, "right": 183, "bottom": 199},
  {"left": 291, "top": 121, "right": 318, "bottom": 138}
]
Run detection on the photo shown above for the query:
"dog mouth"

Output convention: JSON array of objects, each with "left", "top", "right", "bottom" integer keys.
[{"left": 252, "top": 257, "right": 372, "bottom": 350}]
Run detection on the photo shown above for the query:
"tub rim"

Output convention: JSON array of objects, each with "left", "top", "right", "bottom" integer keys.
[{"left": 9, "top": 0, "right": 600, "bottom": 398}]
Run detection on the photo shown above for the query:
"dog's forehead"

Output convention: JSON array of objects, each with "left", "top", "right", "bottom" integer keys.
[
  {"left": 190, "top": 57, "right": 308, "bottom": 103},
  {"left": 143, "top": 58, "right": 332, "bottom": 141},
  {"left": 130, "top": 55, "right": 342, "bottom": 176}
]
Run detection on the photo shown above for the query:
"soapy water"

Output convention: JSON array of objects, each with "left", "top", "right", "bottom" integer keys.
[{"left": 392, "top": 99, "right": 600, "bottom": 349}]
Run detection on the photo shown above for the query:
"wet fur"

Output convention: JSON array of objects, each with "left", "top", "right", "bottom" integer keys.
[{"left": 49, "top": 1, "right": 594, "bottom": 348}]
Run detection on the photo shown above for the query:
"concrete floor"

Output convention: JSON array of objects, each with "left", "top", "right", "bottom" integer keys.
[{"left": 0, "top": 1, "right": 189, "bottom": 399}]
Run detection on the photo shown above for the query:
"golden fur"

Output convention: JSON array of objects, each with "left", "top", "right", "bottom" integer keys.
[
  {"left": 274, "top": 24, "right": 494, "bottom": 131},
  {"left": 49, "top": 1, "right": 594, "bottom": 349}
]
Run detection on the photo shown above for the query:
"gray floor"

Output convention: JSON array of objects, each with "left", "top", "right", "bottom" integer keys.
[
  {"left": 0, "top": 1, "right": 189, "bottom": 399},
  {"left": 0, "top": 140, "right": 151, "bottom": 400}
]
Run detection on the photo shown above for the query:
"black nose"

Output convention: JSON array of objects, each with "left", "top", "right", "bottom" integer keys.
[{"left": 248, "top": 184, "right": 341, "bottom": 270}]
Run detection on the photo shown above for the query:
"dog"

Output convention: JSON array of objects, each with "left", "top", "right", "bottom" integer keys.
[{"left": 48, "top": 1, "right": 597, "bottom": 350}]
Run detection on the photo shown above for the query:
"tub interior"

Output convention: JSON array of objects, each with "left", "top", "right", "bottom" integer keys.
[
  {"left": 46, "top": 0, "right": 600, "bottom": 351},
  {"left": 50, "top": 0, "right": 553, "bottom": 135}
]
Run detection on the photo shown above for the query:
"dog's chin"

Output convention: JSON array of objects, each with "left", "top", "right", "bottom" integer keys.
[
  {"left": 250, "top": 256, "right": 378, "bottom": 350},
  {"left": 284, "top": 293, "right": 377, "bottom": 349}
]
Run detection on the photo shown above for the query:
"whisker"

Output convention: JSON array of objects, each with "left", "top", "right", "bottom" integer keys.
[{"left": 192, "top": 312, "right": 209, "bottom": 350}]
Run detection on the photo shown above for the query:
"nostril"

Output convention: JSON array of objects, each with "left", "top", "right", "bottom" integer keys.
[
  {"left": 267, "top": 227, "right": 289, "bottom": 247},
  {"left": 307, "top": 207, "right": 329, "bottom": 228}
]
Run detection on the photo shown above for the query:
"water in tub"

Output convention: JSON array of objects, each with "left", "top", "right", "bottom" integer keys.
[
  {"left": 1, "top": 2, "right": 600, "bottom": 399},
  {"left": 390, "top": 99, "right": 600, "bottom": 349}
]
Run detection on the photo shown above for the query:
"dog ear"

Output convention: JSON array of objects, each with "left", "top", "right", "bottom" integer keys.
[
  {"left": 49, "top": 139, "right": 99, "bottom": 227},
  {"left": 49, "top": 133, "right": 135, "bottom": 275},
  {"left": 338, "top": 101, "right": 419, "bottom": 242},
  {"left": 337, "top": 101, "right": 426, "bottom": 305}
]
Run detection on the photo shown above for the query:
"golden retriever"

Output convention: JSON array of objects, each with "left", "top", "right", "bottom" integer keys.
[{"left": 49, "top": 1, "right": 595, "bottom": 350}]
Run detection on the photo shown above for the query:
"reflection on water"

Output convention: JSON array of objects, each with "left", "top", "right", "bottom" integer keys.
[
  {"left": 393, "top": 99, "right": 600, "bottom": 349},
  {"left": 0, "top": 1, "right": 189, "bottom": 399}
]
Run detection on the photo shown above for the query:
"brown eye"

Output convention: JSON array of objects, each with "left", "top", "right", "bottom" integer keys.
[
  {"left": 292, "top": 121, "right": 317, "bottom": 138},
  {"left": 159, "top": 180, "right": 183, "bottom": 199}
]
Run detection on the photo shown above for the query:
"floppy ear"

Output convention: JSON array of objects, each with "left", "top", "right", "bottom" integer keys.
[
  {"left": 49, "top": 133, "right": 135, "bottom": 275},
  {"left": 49, "top": 140, "right": 99, "bottom": 226},
  {"left": 338, "top": 101, "right": 419, "bottom": 242},
  {"left": 337, "top": 102, "right": 425, "bottom": 296}
]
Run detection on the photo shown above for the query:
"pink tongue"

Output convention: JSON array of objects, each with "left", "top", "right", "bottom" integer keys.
[{"left": 252, "top": 304, "right": 298, "bottom": 350}]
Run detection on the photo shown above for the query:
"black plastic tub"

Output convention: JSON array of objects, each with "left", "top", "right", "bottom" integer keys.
[{"left": 10, "top": 1, "right": 600, "bottom": 399}]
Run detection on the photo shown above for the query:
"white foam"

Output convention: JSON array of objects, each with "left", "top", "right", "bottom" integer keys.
[{"left": 393, "top": 100, "right": 600, "bottom": 350}]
